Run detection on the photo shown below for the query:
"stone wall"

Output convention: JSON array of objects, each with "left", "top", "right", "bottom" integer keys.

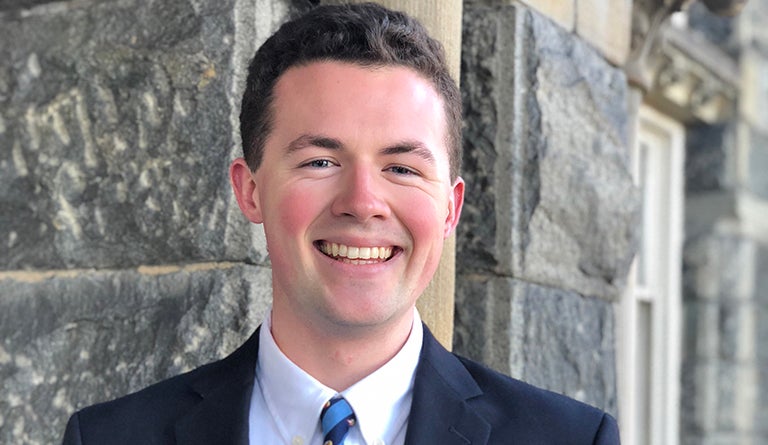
[
  {"left": 1, "top": 1, "right": 638, "bottom": 444},
  {"left": 0, "top": 1, "right": 305, "bottom": 443},
  {"left": 680, "top": 2, "right": 768, "bottom": 444},
  {"left": 455, "top": 3, "right": 637, "bottom": 416}
]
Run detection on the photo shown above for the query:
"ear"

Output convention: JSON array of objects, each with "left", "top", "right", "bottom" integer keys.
[
  {"left": 444, "top": 176, "right": 465, "bottom": 238},
  {"left": 230, "top": 157, "right": 264, "bottom": 224}
]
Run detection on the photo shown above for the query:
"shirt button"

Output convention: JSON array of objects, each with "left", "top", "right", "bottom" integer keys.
[
  {"left": 374, "top": 439, "right": 385, "bottom": 445},
  {"left": 291, "top": 436, "right": 304, "bottom": 445}
]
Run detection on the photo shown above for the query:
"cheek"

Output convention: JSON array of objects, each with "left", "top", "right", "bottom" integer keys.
[
  {"left": 271, "top": 183, "right": 327, "bottom": 237},
  {"left": 396, "top": 192, "right": 446, "bottom": 244}
]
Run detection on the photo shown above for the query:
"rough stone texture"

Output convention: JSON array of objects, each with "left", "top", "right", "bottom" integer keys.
[
  {"left": 0, "top": 1, "right": 300, "bottom": 444},
  {"left": 680, "top": 360, "right": 718, "bottom": 436},
  {"left": 0, "top": 0, "right": 53, "bottom": 12},
  {"left": 685, "top": 122, "right": 735, "bottom": 193},
  {"left": 0, "top": 264, "right": 272, "bottom": 445},
  {"left": 681, "top": 227, "right": 765, "bottom": 441},
  {"left": 755, "top": 246, "right": 768, "bottom": 440},
  {"left": 458, "top": 4, "right": 637, "bottom": 302},
  {"left": 454, "top": 275, "right": 618, "bottom": 416},
  {"left": 0, "top": 0, "right": 304, "bottom": 270},
  {"left": 455, "top": 3, "right": 629, "bottom": 417},
  {"left": 464, "top": 0, "right": 575, "bottom": 32}
]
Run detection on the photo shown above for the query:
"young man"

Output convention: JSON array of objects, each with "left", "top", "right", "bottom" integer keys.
[{"left": 63, "top": 3, "right": 620, "bottom": 444}]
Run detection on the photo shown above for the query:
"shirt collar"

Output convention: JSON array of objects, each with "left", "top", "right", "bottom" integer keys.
[
  {"left": 343, "top": 309, "right": 423, "bottom": 444},
  {"left": 256, "top": 309, "right": 423, "bottom": 444}
]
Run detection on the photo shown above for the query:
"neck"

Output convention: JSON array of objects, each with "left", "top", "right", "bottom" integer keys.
[{"left": 269, "top": 304, "right": 415, "bottom": 392}]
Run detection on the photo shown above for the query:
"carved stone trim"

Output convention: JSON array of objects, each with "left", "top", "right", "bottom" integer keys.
[
  {"left": 628, "top": 0, "right": 743, "bottom": 123},
  {"left": 646, "top": 20, "right": 739, "bottom": 123},
  {"left": 627, "top": 0, "right": 691, "bottom": 92}
]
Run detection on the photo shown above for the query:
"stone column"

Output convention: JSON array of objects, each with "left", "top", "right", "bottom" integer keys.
[
  {"left": 455, "top": 3, "right": 636, "bottom": 415},
  {"left": 322, "top": 0, "right": 464, "bottom": 349}
]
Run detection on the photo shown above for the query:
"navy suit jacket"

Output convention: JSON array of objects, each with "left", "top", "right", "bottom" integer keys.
[{"left": 62, "top": 325, "right": 620, "bottom": 444}]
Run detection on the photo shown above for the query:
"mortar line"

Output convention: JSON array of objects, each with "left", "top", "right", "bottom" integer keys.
[{"left": 0, "top": 261, "right": 247, "bottom": 283}]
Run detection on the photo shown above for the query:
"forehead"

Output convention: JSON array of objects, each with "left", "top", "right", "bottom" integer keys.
[
  {"left": 268, "top": 61, "right": 451, "bottom": 161},
  {"left": 267, "top": 61, "right": 448, "bottom": 163},
  {"left": 274, "top": 61, "right": 443, "bottom": 111}
]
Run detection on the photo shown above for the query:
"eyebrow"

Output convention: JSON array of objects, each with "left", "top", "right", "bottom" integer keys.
[
  {"left": 284, "top": 134, "right": 436, "bottom": 165},
  {"left": 380, "top": 141, "right": 436, "bottom": 165},
  {"left": 285, "top": 134, "right": 343, "bottom": 156}
]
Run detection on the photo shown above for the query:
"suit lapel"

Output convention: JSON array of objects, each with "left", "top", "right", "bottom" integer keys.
[
  {"left": 173, "top": 328, "right": 261, "bottom": 445},
  {"left": 405, "top": 325, "right": 491, "bottom": 445}
]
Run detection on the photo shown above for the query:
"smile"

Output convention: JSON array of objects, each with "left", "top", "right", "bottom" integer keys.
[{"left": 316, "top": 241, "right": 396, "bottom": 264}]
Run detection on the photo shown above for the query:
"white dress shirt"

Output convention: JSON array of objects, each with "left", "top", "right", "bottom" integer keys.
[{"left": 248, "top": 309, "right": 424, "bottom": 445}]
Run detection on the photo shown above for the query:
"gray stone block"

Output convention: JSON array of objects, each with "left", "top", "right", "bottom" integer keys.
[
  {"left": 0, "top": 264, "right": 272, "bottom": 445},
  {"left": 0, "top": 1, "right": 54, "bottom": 13},
  {"left": 683, "top": 231, "right": 756, "bottom": 303},
  {"left": 718, "top": 302, "right": 756, "bottom": 362},
  {"left": 756, "top": 244, "right": 768, "bottom": 305},
  {"left": 683, "top": 300, "right": 719, "bottom": 360},
  {"left": 746, "top": 127, "right": 768, "bottom": 200},
  {"left": 680, "top": 360, "right": 719, "bottom": 435},
  {"left": 756, "top": 303, "right": 768, "bottom": 362},
  {"left": 716, "top": 363, "right": 738, "bottom": 431},
  {"left": 0, "top": 0, "right": 302, "bottom": 270},
  {"left": 757, "top": 367, "right": 768, "bottom": 433},
  {"left": 685, "top": 123, "right": 734, "bottom": 193},
  {"left": 459, "top": 4, "right": 637, "bottom": 302},
  {"left": 687, "top": 2, "right": 738, "bottom": 56},
  {"left": 453, "top": 274, "right": 514, "bottom": 374},
  {"left": 454, "top": 274, "right": 617, "bottom": 415}
]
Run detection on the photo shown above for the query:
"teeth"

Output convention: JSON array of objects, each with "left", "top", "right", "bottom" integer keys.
[{"left": 319, "top": 242, "right": 393, "bottom": 261}]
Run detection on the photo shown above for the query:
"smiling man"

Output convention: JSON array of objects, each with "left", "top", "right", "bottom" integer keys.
[{"left": 63, "top": 3, "right": 619, "bottom": 444}]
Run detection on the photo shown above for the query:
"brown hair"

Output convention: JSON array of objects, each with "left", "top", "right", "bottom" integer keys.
[{"left": 239, "top": 2, "right": 462, "bottom": 180}]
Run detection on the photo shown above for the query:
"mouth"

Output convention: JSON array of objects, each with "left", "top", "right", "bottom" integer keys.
[{"left": 315, "top": 241, "right": 398, "bottom": 265}]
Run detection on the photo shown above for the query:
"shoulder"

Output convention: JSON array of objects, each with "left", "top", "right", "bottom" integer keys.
[
  {"left": 456, "top": 354, "right": 620, "bottom": 444},
  {"left": 64, "top": 359, "right": 220, "bottom": 444},
  {"left": 63, "top": 329, "right": 260, "bottom": 444}
]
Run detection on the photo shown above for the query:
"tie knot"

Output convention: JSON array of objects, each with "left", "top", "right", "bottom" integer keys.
[{"left": 321, "top": 396, "right": 356, "bottom": 445}]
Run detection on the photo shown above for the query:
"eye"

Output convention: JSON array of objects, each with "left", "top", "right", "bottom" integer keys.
[
  {"left": 386, "top": 165, "right": 418, "bottom": 176},
  {"left": 301, "top": 159, "right": 336, "bottom": 169}
]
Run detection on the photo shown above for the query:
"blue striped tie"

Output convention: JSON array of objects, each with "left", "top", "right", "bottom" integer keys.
[{"left": 320, "top": 396, "right": 356, "bottom": 445}]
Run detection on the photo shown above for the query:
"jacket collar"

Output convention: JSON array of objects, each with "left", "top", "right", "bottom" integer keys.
[
  {"left": 405, "top": 325, "right": 491, "bottom": 445},
  {"left": 173, "top": 328, "right": 260, "bottom": 445},
  {"left": 171, "top": 323, "right": 491, "bottom": 445}
]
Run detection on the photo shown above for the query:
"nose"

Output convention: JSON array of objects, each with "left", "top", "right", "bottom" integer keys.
[{"left": 331, "top": 166, "right": 391, "bottom": 222}]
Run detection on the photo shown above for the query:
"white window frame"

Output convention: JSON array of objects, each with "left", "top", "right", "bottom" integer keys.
[{"left": 617, "top": 106, "right": 684, "bottom": 445}]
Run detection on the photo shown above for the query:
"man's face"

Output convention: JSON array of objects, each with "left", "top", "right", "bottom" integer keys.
[{"left": 235, "top": 61, "right": 463, "bottom": 333}]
